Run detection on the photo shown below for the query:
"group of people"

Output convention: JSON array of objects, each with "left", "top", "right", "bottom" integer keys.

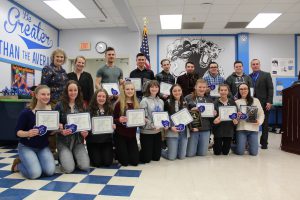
[{"left": 12, "top": 46, "right": 274, "bottom": 180}]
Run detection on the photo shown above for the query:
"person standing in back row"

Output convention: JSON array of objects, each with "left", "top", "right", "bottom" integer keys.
[
  {"left": 129, "top": 53, "right": 155, "bottom": 100},
  {"left": 249, "top": 59, "right": 274, "bottom": 149}
]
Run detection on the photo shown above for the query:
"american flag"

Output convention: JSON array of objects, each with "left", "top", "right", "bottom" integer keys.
[{"left": 140, "top": 26, "right": 151, "bottom": 69}]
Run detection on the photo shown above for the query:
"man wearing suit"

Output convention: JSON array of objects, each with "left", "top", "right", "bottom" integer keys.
[{"left": 250, "top": 59, "right": 274, "bottom": 149}]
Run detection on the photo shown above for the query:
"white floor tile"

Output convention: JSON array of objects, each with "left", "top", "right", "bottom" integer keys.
[
  {"left": 68, "top": 183, "right": 105, "bottom": 195},
  {"left": 53, "top": 174, "right": 86, "bottom": 182},
  {"left": 12, "top": 180, "right": 50, "bottom": 190},
  {"left": 89, "top": 168, "right": 118, "bottom": 176},
  {"left": 24, "top": 190, "right": 65, "bottom": 200}
]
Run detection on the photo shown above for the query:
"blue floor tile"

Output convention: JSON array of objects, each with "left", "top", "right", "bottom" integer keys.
[
  {"left": 81, "top": 175, "right": 111, "bottom": 184},
  {"left": 59, "top": 193, "right": 96, "bottom": 200},
  {"left": 6, "top": 149, "right": 18, "bottom": 153},
  {"left": 40, "top": 181, "right": 77, "bottom": 192},
  {"left": 0, "top": 188, "right": 34, "bottom": 200},
  {"left": 72, "top": 168, "right": 94, "bottom": 174},
  {"left": 99, "top": 185, "right": 134, "bottom": 197},
  {"left": 115, "top": 169, "right": 141, "bottom": 177},
  {"left": 0, "top": 178, "right": 24, "bottom": 188},
  {"left": 0, "top": 170, "right": 12, "bottom": 178},
  {"left": 38, "top": 173, "right": 63, "bottom": 181},
  {"left": 0, "top": 163, "right": 10, "bottom": 168}
]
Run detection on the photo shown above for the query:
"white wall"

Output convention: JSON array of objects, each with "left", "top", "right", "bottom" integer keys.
[
  {"left": 60, "top": 27, "right": 140, "bottom": 75},
  {"left": 249, "top": 34, "right": 295, "bottom": 73}
]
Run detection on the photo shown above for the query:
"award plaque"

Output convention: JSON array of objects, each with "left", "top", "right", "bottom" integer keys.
[
  {"left": 240, "top": 105, "right": 258, "bottom": 123},
  {"left": 189, "top": 110, "right": 202, "bottom": 129}
]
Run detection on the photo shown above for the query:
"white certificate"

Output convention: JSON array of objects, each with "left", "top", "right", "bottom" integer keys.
[
  {"left": 219, "top": 106, "right": 237, "bottom": 121},
  {"left": 92, "top": 116, "right": 114, "bottom": 134},
  {"left": 152, "top": 112, "right": 169, "bottom": 128},
  {"left": 160, "top": 82, "right": 172, "bottom": 96},
  {"left": 126, "top": 109, "right": 145, "bottom": 127},
  {"left": 102, "top": 83, "right": 120, "bottom": 96},
  {"left": 250, "top": 87, "right": 254, "bottom": 96},
  {"left": 67, "top": 113, "right": 91, "bottom": 132},
  {"left": 35, "top": 110, "right": 59, "bottom": 130},
  {"left": 171, "top": 108, "right": 193, "bottom": 126},
  {"left": 125, "top": 78, "right": 141, "bottom": 91},
  {"left": 196, "top": 103, "right": 214, "bottom": 117},
  {"left": 210, "top": 85, "right": 220, "bottom": 97}
]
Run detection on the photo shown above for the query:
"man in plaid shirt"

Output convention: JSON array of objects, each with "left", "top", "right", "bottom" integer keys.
[{"left": 203, "top": 62, "right": 225, "bottom": 98}]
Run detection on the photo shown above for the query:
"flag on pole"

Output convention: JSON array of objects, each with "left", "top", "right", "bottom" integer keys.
[{"left": 140, "top": 24, "right": 151, "bottom": 69}]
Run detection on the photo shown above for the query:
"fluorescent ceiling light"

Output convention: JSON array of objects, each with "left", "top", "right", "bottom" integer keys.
[
  {"left": 44, "top": 0, "right": 85, "bottom": 19},
  {"left": 160, "top": 15, "right": 182, "bottom": 29},
  {"left": 246, "top": 13, "right": 281, "bottom": 28}
]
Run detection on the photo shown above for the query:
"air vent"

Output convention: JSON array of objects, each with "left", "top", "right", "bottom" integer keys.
[
  {"left": 182, "top": 22, "right": 204, "bottom": 29},
  {"left": 225, "top": 22, "right": 249, "bottom": 29}
]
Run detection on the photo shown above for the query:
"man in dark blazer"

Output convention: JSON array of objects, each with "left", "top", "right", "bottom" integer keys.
[
  {"left": 176, "top": 61, "right": 199, "bottom": 97},
  {"left": 250, "top": 59, "right": 274, "bottom": 149}
]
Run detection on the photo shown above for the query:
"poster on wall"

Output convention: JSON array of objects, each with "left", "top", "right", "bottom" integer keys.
[
  {"left": 11, "top": 64, "right": 35, "bottom": 91},
  {"left": 271, "top": 58, "right": 295, "bottom": 77},
  {"left": 273, "top": 77, "right": 298, "bottom": 105},
  {"left": 158, "top": 36, "right": 236, "bottom": 78},
  {"left": 0, "top": 1, "right": 59, "bottom": 70}
]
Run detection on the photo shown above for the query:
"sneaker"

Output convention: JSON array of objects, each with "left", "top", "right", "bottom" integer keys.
[{"left": 11, "top": 157, "right": 21, "bottom": 172}]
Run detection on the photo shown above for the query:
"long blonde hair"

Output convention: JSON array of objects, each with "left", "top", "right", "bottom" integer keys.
[
  {"left": 118, "top": 82, "right": 139, "bottom": 115},
  {"left": 192, "top": 78, "right": 207, "bottom": 100},
  {"left": 28, "top": 85, "right": 50, "bottom": 110}
]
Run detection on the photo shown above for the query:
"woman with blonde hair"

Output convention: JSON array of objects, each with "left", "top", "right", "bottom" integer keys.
[
  {"left": 113, "top": 81, "right": 140, "bottom": 166},
  {"left": 12, "top": 85, "right": 56, "bottom": 179}
]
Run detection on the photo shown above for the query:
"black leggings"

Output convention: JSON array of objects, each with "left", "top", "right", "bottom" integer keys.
[
  {"left": 115, "top": 133, "right": 139, "bottom": 166},
  {"left": 139, "top": 133, "right": 162, "bottom": 163},
  {"left": 87, "top": 142, "right": 113, "bottom": 167},
  {"left": 213, "top": 137, "right": 232, "bottom": 155}
]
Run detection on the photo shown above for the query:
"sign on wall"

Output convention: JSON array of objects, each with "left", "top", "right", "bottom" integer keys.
[
  {"left": 11, "top": 64, "right": 35, "bottom": 90},
  {"left": 271, "top": 58, "right": 295, "bottom": 77},
  {"left": 0, "top": 1, "right": 59, "bottom": 70},
  {"left": 158, "top": 35, "right": 236, "bottom": 78}
]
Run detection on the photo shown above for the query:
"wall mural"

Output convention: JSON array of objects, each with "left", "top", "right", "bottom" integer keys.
[{"left": 158, "top": 36, "right": 236, "bottom": 79}]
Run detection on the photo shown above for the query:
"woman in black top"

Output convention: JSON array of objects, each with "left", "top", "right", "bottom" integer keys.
[
  {"left": 87, "top": 89, "right": 115, "bottom": 167},
  {"left": 68, "top": 56, "right": 94, "bottom": 107},
  {"left": 213, "top": 84, "right": 238, "bottom": 155}
]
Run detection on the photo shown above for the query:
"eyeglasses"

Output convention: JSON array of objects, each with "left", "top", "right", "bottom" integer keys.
[
  {"left": 210, "top": 67, "right": 218, "bottom": 69},
  {"left": 239, "top": 88, "right": 248, "bottom": 91}
]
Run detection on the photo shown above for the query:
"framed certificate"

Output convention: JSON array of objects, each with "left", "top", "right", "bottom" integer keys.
[
  {"left": 102, "top": 83, "right": 120, "bottom": 96},
  {"left": 152, "top": 112, "right": 169, "bottom": 128},
  {"left": 240, "top": 105, "right": 258, "bottom": 123},
  {"left": 126, "top": 109, "right": 145, "bottom": 127},
  {"left": 160, "top": 82, "right": 172, "bottom": 96},
  {"left": 125, "top": 78, "right": 141, "bottom": 91},
  {"left": 219, "top": 106, "right": 237, "bottom": 121},
  {"left": 35, "top": 110, "right": 59, "bottom": 130},
  {"left": 196, "top": 103, "right": 214, "bottom": 117},
  {"left": 92, "top": 116, "right": 114, "bottom": 134},
  {"left": 210, "top": 85, "right": 220, "bottom": 97},
  {"left": 171, "top": 108, "right": 193, "bottom": 126},
  {"left": 67, "top": 113, "right": 91, "bottom": 132}
]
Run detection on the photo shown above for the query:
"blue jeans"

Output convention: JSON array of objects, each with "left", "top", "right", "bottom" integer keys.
[
  {"left": 235, "top": 131, "right": 259, "bottom": 156},
  {"left": 17, "top": 143, "right": 55, "bottom": 179},
  {"left": 187, "top": 130, "right": 210, "bottom": 157},
  {"left": 161, "top": 132, "right": 188, "bottom": 160}
]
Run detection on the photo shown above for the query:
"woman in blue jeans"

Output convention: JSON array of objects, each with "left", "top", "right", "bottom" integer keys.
[
  {"left": 162, "top": 84, "right": 190, "bottom": 160},
  {"left": 55, "top": 80, "right": 90, "bottom": 173},
  {"left": 235, "top": 83, "right": 265, "bottom": 156},
  {"left": 13, "top": 85, "right": 56, "bottom": 179},
  {"left": 185, "top": 79, "right": 214, "bottom": 157}
]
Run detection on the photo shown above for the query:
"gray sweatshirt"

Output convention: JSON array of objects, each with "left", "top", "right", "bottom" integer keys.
[{"left": 140, "top": 96, "right": 164, "bottom": 134}]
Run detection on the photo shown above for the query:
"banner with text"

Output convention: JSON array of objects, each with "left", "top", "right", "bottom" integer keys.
[{"left": 0, "top": 1, "right": 59, "bottom": 70}]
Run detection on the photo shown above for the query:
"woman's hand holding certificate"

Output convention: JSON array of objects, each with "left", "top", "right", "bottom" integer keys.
[{"left": 126, "top": 109, "right": 145, "bottom": 127}]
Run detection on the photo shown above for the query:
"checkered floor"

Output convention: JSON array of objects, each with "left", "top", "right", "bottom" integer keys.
[{"left": 0, "top": 145, "right": 142, "bottom": 200}]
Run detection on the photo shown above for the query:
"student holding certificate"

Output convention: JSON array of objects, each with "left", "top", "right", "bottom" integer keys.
[
  {"left": 113, "top": 82, "right": 140, "bottom": 166},
  {"left": 185, "top": 79, "right": 214, "bottom": 157},
  {"left": 162, "top": 84, "right": 190, "bottom": 160},
  {"left": 13, "top": 85, "right": 56, "bottom": 179},
  {"left": 212, "top": 84, "right": 238, "bottom": 155},
  {"left": 87, "top": 89, "right": 115, "bottom": 167},
  {"left": 55, "top": 81, "right": 90, "bottom": 173},
  {"left": 235, "top": 83, "right": 265, "bottom": 156},
  {"left": 139, "top": 80, "right": 164, "bottom": 163}
]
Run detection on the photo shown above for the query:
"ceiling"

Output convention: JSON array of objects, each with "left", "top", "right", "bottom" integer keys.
[{"left": 14, "top": 0, "right": 300, "bottom": 35}]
